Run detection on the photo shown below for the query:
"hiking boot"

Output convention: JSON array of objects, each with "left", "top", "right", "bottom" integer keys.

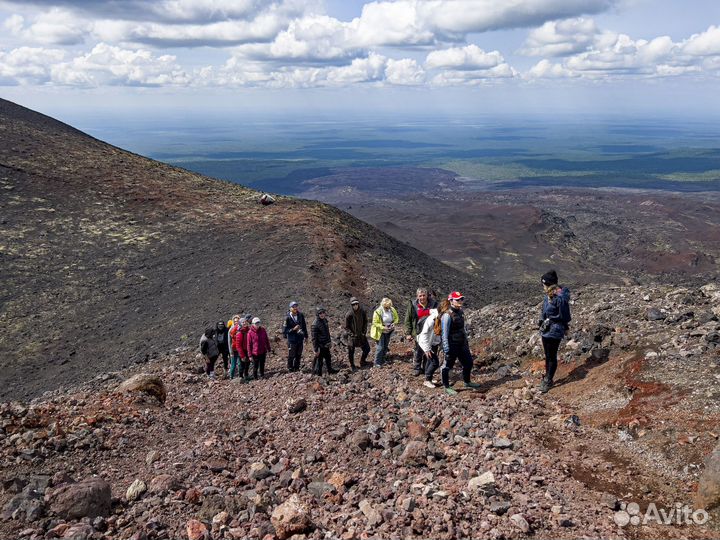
[
  {"left": 414, "top": 369, "right": 423, "bottom": 377},
  {"left": 423, "top": 380, "right": 436, "bottom": 389},
  {"left": 464, "top": 381, "right": 481, "bottom": 389},
  {"left": 444, "top": 387, "right": 458, "bottom": 396},
  {"left": 539, "top": 379, "right": 553, "bottom": 393}
]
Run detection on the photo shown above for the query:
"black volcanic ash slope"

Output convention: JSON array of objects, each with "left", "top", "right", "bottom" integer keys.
[{"left": 0, "top": 98, "right": 487, "bottom": 401}]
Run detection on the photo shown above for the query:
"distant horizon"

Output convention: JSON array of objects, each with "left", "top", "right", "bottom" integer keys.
[{"left": 1, "top": 1, "right": 719, "bottom": 120}]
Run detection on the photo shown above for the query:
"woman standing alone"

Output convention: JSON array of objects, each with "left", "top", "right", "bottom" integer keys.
[{"left": 538, "top": 270, "right": 572, "bottom": 393}]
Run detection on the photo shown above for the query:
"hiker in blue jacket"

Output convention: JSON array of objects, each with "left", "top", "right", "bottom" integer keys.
[
  {"left": 538, "top": 270, "right": 572, "bottom": 393},
  {"left": 283, "top": 301, "right": 308, "bottom": 372}
]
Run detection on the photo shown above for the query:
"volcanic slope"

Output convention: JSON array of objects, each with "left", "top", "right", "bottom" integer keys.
[{"left": 0, "top": 98, "right": 488, "bottom": 401}]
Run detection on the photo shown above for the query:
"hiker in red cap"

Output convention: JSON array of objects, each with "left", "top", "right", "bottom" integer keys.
[{"left": 440, "top": 291, "right": 481, "bottom": 395}]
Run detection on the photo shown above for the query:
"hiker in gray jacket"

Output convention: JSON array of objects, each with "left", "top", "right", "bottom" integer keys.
[{"left": 200, "top": 327, "right": 219, "bottom": 379}]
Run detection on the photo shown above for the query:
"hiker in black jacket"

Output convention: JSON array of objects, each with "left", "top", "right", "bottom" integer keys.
[
  {"left": 344, "top": 297, "right": 370, "bottom": 370},
  {"left": 215, "top": 321, "right": 230, "bottom": 372},
  {"left": 283, "top": 301, "right": 308, "bottom": 372},
  {"left": 312, "top": 307, "right": 337, "bottom": 376}
]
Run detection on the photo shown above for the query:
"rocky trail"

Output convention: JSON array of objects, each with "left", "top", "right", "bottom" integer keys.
[{"left": 2, "top": 283, "right": 720, "bottom": 540}]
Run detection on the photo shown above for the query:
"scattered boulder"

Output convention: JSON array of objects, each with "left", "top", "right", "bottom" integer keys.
[
  {"left": 347, "top": 430, "right": 372, "bottom": 451},
  {"left": 285, "top": 397, "right": 307, "bottom": 413},
  {"left": 492, "top": 437, "right": 513, "bottom": 449},
  {"left": 145, "top": 450, "right": 161, "bottom": 466},
  {"left": 186, "top": 519, "right": 209, "bottom": 540},
  {"left": 406, "top": 421, "right": 429, "bottom": 441},
  {"left": 271, "top": 495, "right": 313, "bottom": 540},
  {"left": 116, "top": 373, "right": 167, "bottom": 404},
  {"left": 399, "top": 441, "right": 428, "bottom": 466},
  {"left": 126, "top": 479, "right": 147, "bottom": 502},
  {"left": 696, "top": 441, "right": 720, "bottom": 511},
  {"left": 49, "top": 477, "right": 111, "bottom": 520},
  {"left": 510, "top": 513, "right": 530, "bottom": 533},
  {"left": 149, "top": 474, "right": 182, "bottom": 495},
  {"left": 489, "top": 499, "right": 511, "bottom": 515},
  {"left": 249, "top": 462, "right": 272, "bottom": 481},
  {"left": 61, "top": 523, "right": 95, "bottom": 540},
  {"left": 307, "top": 481, "right": 335, "bottom": 499},
  {"left": 468, "top": 471, "right": 496, "bottom": 492},
  {"left": 359, "top": 499, "right": 383, "bottom": 527},
  {"left": 646, "top": 308, "right": 666, "bottom": 321},
  {"left": 1, "top": 491, "right": 44, "bottom": 522}
]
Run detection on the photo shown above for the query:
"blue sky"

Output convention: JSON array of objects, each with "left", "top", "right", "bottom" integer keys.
[{"left": 0, "top": 0, "right": 719, "bottom": 120}]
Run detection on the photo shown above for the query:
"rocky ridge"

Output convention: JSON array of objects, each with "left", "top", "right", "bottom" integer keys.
[{"left": 1, "top": 283, "right": 720, "bottom": 539}]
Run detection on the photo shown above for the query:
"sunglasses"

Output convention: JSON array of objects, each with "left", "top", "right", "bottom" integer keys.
[{"left": 453, "top": 297, "right": 465, "bottom": 302}]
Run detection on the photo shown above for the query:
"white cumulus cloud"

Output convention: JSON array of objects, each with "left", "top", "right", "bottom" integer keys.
[
  {"left": 49, "top": 43, "right": 191, "bottom": 86},
  {"left": 425, "top": 44, "right": 504, "bottom": 70},
  {"left": 526, "top": 23, "right": 720, "bottom": 80},
  {"left": 0, "top": 46, "right": 65, "bottom": 84},
  {"left": 520, "top": 17, "right": 598, "bottom": 57}
]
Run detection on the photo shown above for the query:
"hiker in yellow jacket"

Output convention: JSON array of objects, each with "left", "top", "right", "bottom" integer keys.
[{"left": 371, "top": 298, "right": 399, "bottom": 367}]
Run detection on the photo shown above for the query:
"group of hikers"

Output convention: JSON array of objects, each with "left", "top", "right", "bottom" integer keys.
[{"left": 199, "top": 270, "right": 571, "bottom": 395}]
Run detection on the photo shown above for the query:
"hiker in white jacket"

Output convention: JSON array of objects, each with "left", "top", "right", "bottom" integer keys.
[{"left": 417, "top": 308, "right": 442, "bottom": 388}]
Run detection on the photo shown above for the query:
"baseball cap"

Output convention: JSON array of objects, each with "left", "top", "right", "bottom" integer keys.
[{"left": 448, "top": 291, "right": 465, "bottom": 301}]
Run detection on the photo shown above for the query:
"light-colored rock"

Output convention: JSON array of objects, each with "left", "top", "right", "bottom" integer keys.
[
  {"left": 125, "top": 479, "right": 147, "bottom": 502},
  {"left": 186, "top": 519, "right": 209, "bottom": 540},
  {"left": 116, "top": 373, "right": 167, "bottom": 403},
  {"left": 359, "top": 499, "right": 383, "bottom": 527},
  {"left": 510, "top": 513, "right": 530, "bottom": 533},
  {"left": 271, "top": 495, "right": 313, "bottom": 540},
  {"left": 468, "top": 471, "right": 495, "bottom": 491},
  {"left": 285, "top": 398, "right": 307, "bottom": 414},
  {"left": 249, "top": 462, "right": 272, "bottom": 480}
]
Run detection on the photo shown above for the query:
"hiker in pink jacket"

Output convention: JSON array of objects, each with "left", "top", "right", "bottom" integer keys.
[{"left": 247, "top": 317, "right": 273, "bottom": 379}]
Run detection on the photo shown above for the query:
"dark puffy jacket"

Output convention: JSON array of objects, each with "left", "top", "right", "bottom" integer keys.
[
  {"left": 541, "top": 286, "right": 572, "bottom": 340},
  {"left": 200, "top": 334, "right": 219, "bottom": 358},
  {"left": 441, "top": 307, "right": 468, "bottom": 353},
  {"left": 215, "top": 325, "right": 230, "bottom": 354},
  {"left": 311, "top": 317, "right": 332, "bottom": 352},
  {"left": 345, "top": 307, "right": 368, "bottom": 346},
  {"left": 283, "top": 312, "right": 308, "bottom": 344},
  {"left": 404, "top": 298, "right": 438, "bottom": 337}
]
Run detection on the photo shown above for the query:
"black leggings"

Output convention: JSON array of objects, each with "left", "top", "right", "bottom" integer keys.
[
  {"left": 314, "top": 348, "right": 332, "bottom": 375},
  {"left": 205, "top": 355, "right": 218, "bottom": 376},
  {"left": 219, "top": 349, "right": 229, "bottom": 370},
  {"left": 241, "top": 358, "right": 251, "bottom": 379},
  {"left": 252, "top": 353, "right": 266, "bottom": 379},
  {"left": 541, "top": 337, "right": 561, "bottom": 383}
]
